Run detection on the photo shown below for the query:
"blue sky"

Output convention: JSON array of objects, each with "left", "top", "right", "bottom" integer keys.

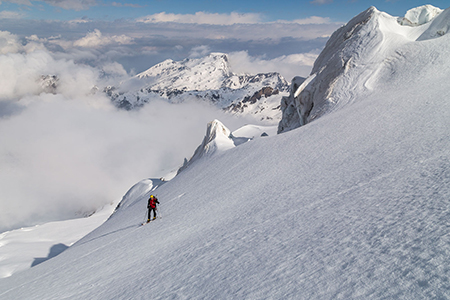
[{"left": 1, "top": 0, "right": 449, "bottom": 22}]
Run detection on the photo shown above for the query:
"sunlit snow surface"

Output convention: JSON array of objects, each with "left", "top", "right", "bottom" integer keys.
[
  {"left": 0, "top": 205, "right": 115, "bottom": 278},
  {"left": 1, "top": 5, "right": 450, "bottom": 299}
]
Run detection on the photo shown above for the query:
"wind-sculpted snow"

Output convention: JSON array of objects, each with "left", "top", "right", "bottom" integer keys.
[
  {"left": 398, "top": 5, "right": 442, "bottom": 27},
  {"left": 278, "top": 5, "right": 444, "bottom": 133},
  {"left": 418, "top": 7, "right": 450, "bottom": 40},
  {"left": 177, "top": 119, "right": 242, "bottom": 174}
]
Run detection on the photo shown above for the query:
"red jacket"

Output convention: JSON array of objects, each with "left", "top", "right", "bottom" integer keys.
[{"left": 148, "top": 197, "right": 159, "bottom": 209}]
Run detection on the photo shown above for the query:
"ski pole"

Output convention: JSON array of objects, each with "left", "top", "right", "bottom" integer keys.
[
  {"left": 143, "top": 208, "right": 148, "bottom": 223},
  {"left": 158, "top": 204, "right": 162, "bottom": 219}
]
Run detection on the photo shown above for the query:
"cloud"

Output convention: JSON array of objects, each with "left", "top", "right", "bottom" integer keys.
[
  {"left": 111, "top": 1, "right": 143, "bottom": 8},
  {"left": 290, "top": 16, "right": 332, "bottom": 24},
  {"left": 0, "top": 30, "right": 23, "bottom": 54},
  {"left": 228, "top": 50, "right": 319, "bottom": 80},
  {"left": 0, "top": 17, "right": 339, "bottom": 77},
  {"left": 72, "top": 29, "right": 134, "bottom": 48},
  {"left": 189, "top": 45, "right": 211, "bottom": 58},
  {"left": 310, "top": 0, "right": 333, "bottom": 4},
  {"left": 44, "top": 0, "right": 97, "bottom": 10},
  {"left": 137, "top": 11, "right": 262, "bottom": 25},
  {"left": 0, "top": 10, "right": 26, "bottom": 19}
]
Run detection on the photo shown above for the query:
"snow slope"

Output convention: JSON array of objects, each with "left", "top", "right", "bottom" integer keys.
[
  {"left": 0, "top": 205, "right": 114, "bottom": 279},
  {"left": 2, "top": 5, "right": 450, "bottom": 299}
]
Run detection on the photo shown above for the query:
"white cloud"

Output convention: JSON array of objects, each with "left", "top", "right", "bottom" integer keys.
[
  {"left": 0, "top": 30, "right": 23, "bottom": 54},
  {"left": 137, "top": 11, "right": 262, "bottom": 25},
  {"left": 111, "top": 1, "right": 142, "bottom": 8},
  {"left": 73, "top": 29, "right": 134, "bottom": 48},
  {"left": 290, "top": 16, "right": 332, "bottom": 24},
  {"left": 189, "top": 45, "right": 211, "bottom": 58},
  {"left": 0, "top": 50, "right": 100, "bottom": 101},
  {"left": 67, "top": 18, "right": 91, "bottom": 24},
  {"left": 228, "top": 51, "right": 319, "bottom": 80},
  {"left": 310, "top": 0, "right": 333, "bottom": 4},
  {"left": 0, "top": 10, "right": 26, "bottom": 19}
]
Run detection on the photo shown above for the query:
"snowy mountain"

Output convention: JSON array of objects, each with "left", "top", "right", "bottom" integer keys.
[
  {"left": 105, "top": 53, "right": 290, "bottom": 123},
  {"left": 278, "top": 4, "right": 444, "bottom": 133},
  {"left": 176, "top": 119, "right": 272, "bottom": 175},
  {"left": 2, "top": 4, "right": 450, "bottom": 299}
]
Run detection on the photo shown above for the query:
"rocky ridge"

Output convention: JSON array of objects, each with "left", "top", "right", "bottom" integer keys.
[{"left": 105, "top": 53, "right": 291, "bottom": 123}]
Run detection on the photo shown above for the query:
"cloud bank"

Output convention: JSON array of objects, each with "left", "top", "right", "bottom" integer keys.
[
  {"left": 228, "top": 51, "right": 318, "bottom": 81},
  {"left": 137, "top": 11, "right": 263, "bottom": 25},
  {"left": 0, "top": 17, "right": 337, "bottom": 78}
]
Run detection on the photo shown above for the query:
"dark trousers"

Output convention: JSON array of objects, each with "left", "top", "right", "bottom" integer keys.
[{"left": 148, "top": 207, "right": 157, "bottom": 219}]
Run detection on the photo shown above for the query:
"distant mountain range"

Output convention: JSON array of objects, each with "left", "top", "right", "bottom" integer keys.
[{"left": 104, "top": 53, "right": 292, "bottom": 123}]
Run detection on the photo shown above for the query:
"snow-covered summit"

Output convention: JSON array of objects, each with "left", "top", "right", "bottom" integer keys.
[
  {"left": 105, "top": 53, "right": 289, "bottom": 124},
  {"left": 278, "top": 4, "right": 446, "bottom": 133},
  {"left": 136, "top": 53, "right": 232, "bottom": 91},
  {"left": 398, "top": 5, "right": 442, "bottom": 27},
  {"left": 177, "top": 119, "right": 240, "bottom": 174},
  {"left": 177, "top": 119, "right": 278, "bottom": 175},
  {"left": 417, "top": 6, "right": 450, "bottom": 40}
]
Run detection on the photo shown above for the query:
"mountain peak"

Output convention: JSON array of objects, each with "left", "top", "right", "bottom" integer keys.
[
  {"left": 135, "top": 52, "right": 231, "bottom": 87},
  {"left": 177, "top": 119, "right": 236, "bottom": 174},
  {"left": 278, "top": 4, "right": 445, "bottom": 133},
  {"left": 398, "top": 5, "right": 442, "bottom": 27},
  {"left": 108, "top": 53, "right": 289, "bottom": 123}
]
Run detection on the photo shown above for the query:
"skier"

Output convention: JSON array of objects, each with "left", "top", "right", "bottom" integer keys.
[{"left": 147, "top": 195, "right": 159, "bottom": 222}]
